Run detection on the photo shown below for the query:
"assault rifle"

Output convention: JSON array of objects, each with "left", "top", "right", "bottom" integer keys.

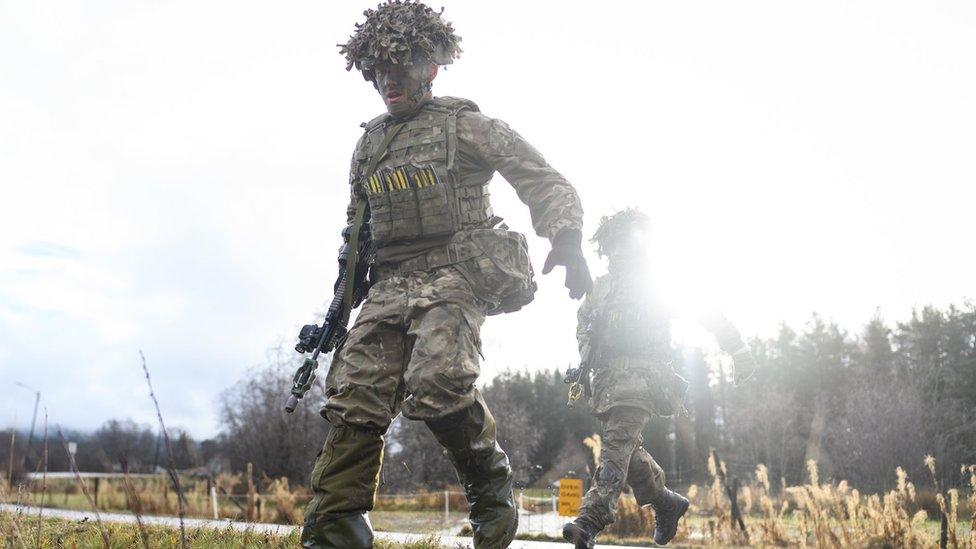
[
  {"left": 284, "top": 224, "right": 374, "bottom": 413},
  {"left": 564, "top": 352, "right": 592, "bottom": 408},
  {"left": 564, "top": 319, "right": 600, "bottom": 408}
]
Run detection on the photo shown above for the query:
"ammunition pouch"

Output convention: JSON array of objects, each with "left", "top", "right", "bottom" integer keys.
[
  {"left": 373, "top": 229, "right": 536, "bottom": 316},
  {"left": 451, "top": 229, "right": 536, "bottom": 316}
]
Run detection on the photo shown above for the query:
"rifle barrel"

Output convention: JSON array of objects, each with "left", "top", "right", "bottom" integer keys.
[
  {"left": 284, "top": 394, "right": 299, "bottom": 413},
  {"left": 285, "top": 238, "right": 375, "bottom": 415}
]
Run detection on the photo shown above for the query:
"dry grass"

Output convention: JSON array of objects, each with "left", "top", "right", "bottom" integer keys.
[
  {"left": 6, "top": 454, "right": 975, "bottom": 547},
  {"left": 4, "top": 473, "right": 309, "bottom": 525},
  {"left": 374, "top": 491, "right": 469, "bottom": 513},
  {"left": 1, "top": 510, "right": 456, "bottom": 548},
  {"left": 664, "top": 455, "right": 976, "bottom": 547},
  {"left": 561, "top": 430, "right": 975, "bottom": 547}
]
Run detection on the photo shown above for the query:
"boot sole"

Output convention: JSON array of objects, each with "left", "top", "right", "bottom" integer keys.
[{"left": 654, "top": 497, "right": 690, "bottom": 546}]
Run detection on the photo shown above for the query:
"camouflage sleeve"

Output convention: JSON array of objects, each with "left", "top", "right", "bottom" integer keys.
[
  {"left": 698, "top": 310, "right": 746, "bottom": 353},
  {"left": 458, "top": 111, "right": 583, "bottom": 242},
  {"left": 576, "top": 294, "right": 593, "bottom": 354},
  {"left": 576, "top": 275, "right": 607, "bottom": 354}
]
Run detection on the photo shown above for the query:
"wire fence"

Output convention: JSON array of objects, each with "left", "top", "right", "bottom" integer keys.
[
  {"left": 13, "top": 474, "right": 572, "bottom": 535},
  {"left": 377, "top": 490, "right": 567, "bottom": 535},
  {"left": 517, "top": 492, "right": 563, "bottom": 535}
]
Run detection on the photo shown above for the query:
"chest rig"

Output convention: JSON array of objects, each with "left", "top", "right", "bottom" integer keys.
[
  {"left": 355, "top": 97, "right": 493, "bottom": 247},
  {"left": 596, "top": 277, "right": 673, "bottom": 364}
]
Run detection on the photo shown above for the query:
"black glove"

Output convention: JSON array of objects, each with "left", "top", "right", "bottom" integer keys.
[
  {"left": 697, "top": 310, "right": 745, "bottom": 353},
  {"left": 730, "top": 346, "right": 758, "bottom": 386},
  {"left": 542, "top": 229, "right": 593, "bottom": 300}
]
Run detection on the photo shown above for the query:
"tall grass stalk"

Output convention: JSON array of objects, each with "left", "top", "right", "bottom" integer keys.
[
  {"left": 926, "top": 454, "right": 950, "bottom": 549},
  {"left": 6, "top": 427, "right": 14, "bottom": 486},
  {"left": 965, "top": 464, "right": 976, "bottom": 547},
  {"left": 140, "top": 349, "right": 188, "bottom": 549},
  {"left": 0, "top": 479, "right": 28, "bottom": 549},
  {"left": 120, "top": 456, "right": 151, "bottom": 549},
  {"left": 56, "top": 425, "right": 109, "bottom": 549},
  {"left": 34, "top": 410, "right": 47, "bottom": 549}
]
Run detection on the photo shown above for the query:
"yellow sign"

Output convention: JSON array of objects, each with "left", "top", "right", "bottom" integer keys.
[{"left": 558, "top": 478, "right": 584, "bottom": 517}]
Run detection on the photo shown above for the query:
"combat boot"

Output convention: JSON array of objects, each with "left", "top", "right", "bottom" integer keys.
[
  {"left": 561, "top": 518, "right": 599, "bottom": 549},
  {"left": 648, "top": 487, "right": 689, "bottom": 545},
  {"left": 300, "top": 513, "right": 373, "bottom": 549},
  {"left": 426, "top": 395, "right": 518, "bottom": 549},
  {"left": 302, "top": 425, "right": 384, "bottom": 549}
]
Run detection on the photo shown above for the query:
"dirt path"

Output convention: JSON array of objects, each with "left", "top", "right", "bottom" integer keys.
[{"left": 1, "top": 503, "right": 653, "bottom": 548}]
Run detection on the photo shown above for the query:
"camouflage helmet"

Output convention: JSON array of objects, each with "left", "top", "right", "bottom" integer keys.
[
  {"left": 591, "top": 208, "right": 651, "bottom": 257},
  {"left": 339, "top": 0, "right": 463, "bottom": 81}
]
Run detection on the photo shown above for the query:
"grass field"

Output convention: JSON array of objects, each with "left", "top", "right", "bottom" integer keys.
[
  {"left": 0, "top": 511, "right": 458, "bottom": 549},
  {"left": 4, "top": 455, "right": 974, "bottom": 547},
  {"left": 371, "top": 511, "right": 468, "bottom": 534}
]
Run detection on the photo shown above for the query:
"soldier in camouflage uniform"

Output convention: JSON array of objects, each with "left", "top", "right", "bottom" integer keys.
[
  {"left": 301, "top": 2, "right": 593, "bottom": 548},
  {"left": 562, "top": 210, "right": 757, "bottom": 549}
]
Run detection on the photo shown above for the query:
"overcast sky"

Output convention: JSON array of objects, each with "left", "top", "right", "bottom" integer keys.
[{"left": 2, "top": 1, "right": 974, "bottom": 438}]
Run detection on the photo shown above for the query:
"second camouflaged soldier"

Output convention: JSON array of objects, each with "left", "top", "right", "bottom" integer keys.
[
  {"left": 301, "top": 2, "right": 593, "bottom": 548},
  {"left": 562, "top": 210, "right": 757, "bottom": 548}
]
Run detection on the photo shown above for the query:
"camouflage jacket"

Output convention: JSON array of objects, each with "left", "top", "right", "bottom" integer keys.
[
  {"left": 577, "top": 272, "right": 750, "bottom": 416},
  {"left": 345, "top": 96, "right": 583, "bottom": 265},
  {"left": 577, "top": 272, "right": 686, "bottom": 416}
]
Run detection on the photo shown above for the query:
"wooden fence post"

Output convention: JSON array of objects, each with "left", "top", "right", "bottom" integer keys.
[
  {"left": 711, "top": 449, "right": 749, "bottom": 542},
  {"left": 210, "top": 482, "right": 219, "bottom": 520},
  {"left": 444, "top": 490, "right": 449, "bottom": 524},
  {"left": 6, "top": 430, "right": 14, "bottom": 483},
  {"left": 246, "top": 463, "right": 255, "bottom": 522}
]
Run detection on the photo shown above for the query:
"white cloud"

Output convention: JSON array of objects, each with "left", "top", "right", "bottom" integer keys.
[{"left": 1, "top": 0, "right": 974, "bottom": 436}]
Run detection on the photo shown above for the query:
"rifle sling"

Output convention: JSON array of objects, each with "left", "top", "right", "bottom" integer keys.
[{"left": 341, "top": 121, "right": 405, "bottom": 324}]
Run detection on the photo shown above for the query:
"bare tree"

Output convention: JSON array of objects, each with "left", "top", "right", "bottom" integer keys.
[{"left": 218, "top": 347, "right": 330, "bottom": 483}]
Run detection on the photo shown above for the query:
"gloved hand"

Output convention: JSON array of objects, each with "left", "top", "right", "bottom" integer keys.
[
  {"left": 542, "top": 229, "right": 593, "bottom": 300},
  {"left": 730, "top": 346, "right": 758, "bottom": 386},
  {"left": 696, "top": 309, "right": 730, "bottom": 335}
]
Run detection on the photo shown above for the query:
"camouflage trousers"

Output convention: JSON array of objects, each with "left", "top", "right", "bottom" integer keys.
[
  {"left": 578, "top": 406, "right": 666, "bottom": 530},
  {"left": 324, "top": 264, "right": 486, "bottom": 429},
  {"left": 305, "top": 265, "right": 487, "bottom": 523}
]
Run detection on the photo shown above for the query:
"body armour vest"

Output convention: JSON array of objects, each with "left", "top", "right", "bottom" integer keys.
[
  {"left": 597, "top": 276, "right": 673, "bottom": 366},
  {"left": 355, "top": 97, "right": 493, "bottom": 247}
]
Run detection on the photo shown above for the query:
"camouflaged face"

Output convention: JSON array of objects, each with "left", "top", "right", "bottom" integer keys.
[
  {"left": 591, "top": 208, "right": 651, "bottom": 257},
  {"left": 340, "top": 0, "right": 462, "bottom": 76}
]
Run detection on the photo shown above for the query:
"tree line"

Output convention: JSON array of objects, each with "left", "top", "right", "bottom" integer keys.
[
  {"left": 5, "top": 302, "right": 972, "bottom": 495},
  {"left": 378, "top": 302, "right": 975, "bottom": 493}
]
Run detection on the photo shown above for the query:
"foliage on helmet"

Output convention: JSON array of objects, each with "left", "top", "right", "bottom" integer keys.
[
  {"left": 591, "top": 208, "right": 651, "bottom": 256},
  {"left": 339, "top": 0, "right": 462, "bottom": 77}
]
